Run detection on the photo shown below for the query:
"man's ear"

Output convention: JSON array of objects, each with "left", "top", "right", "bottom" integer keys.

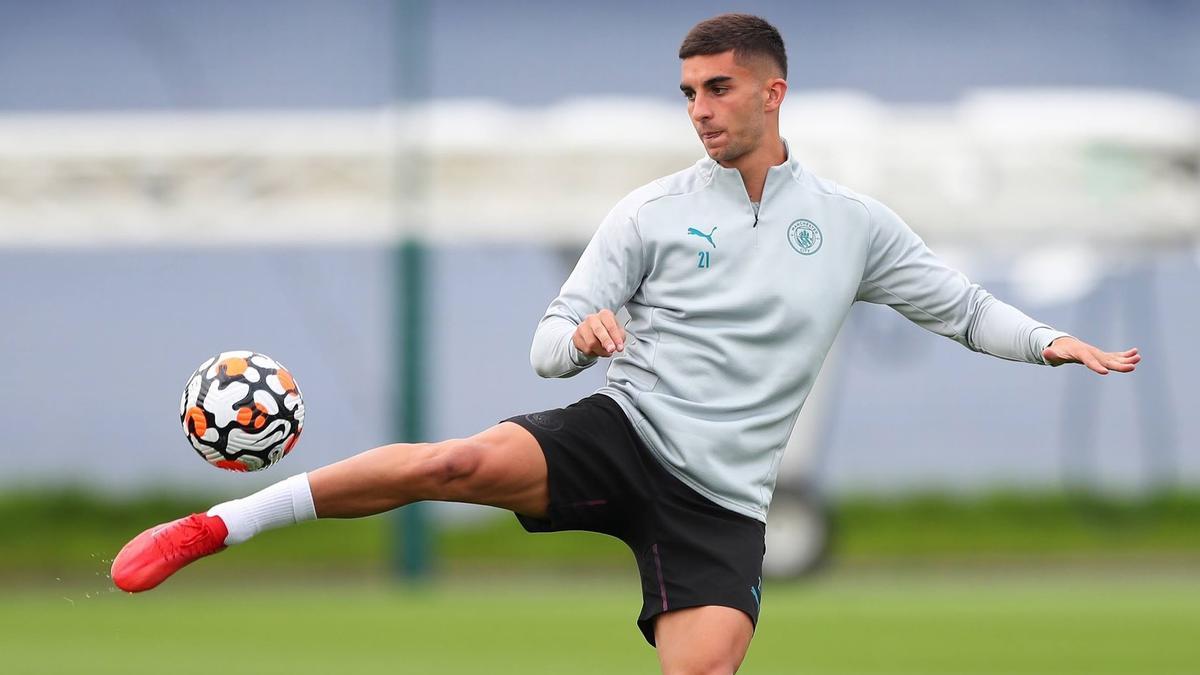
[{"left": 764, "top": 78, "right": 787, "bottom": 113}]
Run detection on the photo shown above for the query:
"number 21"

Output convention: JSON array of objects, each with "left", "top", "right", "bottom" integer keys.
[{"left": 697, "top": 251, "right": 711, "bottom": 268}]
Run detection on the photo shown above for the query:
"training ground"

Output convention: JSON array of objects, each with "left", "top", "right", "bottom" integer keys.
[{"left": 4, "top": 571, "right": 1197, "bottom": 674}]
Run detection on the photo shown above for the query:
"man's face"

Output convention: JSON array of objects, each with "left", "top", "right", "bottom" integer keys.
[{"left": 679, "top": 50, "right": 772, "bottom": 165}]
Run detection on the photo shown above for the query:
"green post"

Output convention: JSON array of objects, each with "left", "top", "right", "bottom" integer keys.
[
  {"left": 391, "top": 0, "right": 432, "bottom": 581},
  {"left": 395, "top": 240, "right": 431, "bottom": 580}
]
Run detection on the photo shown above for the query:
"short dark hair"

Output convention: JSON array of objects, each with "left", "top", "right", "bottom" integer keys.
[{"left": 678, "top": 13, "right": 787, "bottom": 78}]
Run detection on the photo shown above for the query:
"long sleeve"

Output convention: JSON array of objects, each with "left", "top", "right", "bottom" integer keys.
[
  {"left": 530, "top": 190, "right": 651, "bottom": 378},
  {"left": 854, "top": 195, "right": 1069, "bottom": 364}
]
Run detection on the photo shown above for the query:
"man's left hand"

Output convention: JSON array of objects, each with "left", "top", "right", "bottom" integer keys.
[{"left": 1042, "top": 337, "right": 1140, "bottom": 375}]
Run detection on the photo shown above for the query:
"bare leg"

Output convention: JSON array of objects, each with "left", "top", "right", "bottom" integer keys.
[
  {"left": 654, "top": 606, "right": 755, "bottom": 675},
  {"left": 109, "top": 421, "right": 548, "bottom": 593},
  {"left": 308, "top": 421, "right": 548, "bottom": 519}
]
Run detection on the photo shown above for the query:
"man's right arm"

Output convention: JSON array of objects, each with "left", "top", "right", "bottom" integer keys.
[{"left": 530, "top": 195, "right": 648, "bottom": 378}]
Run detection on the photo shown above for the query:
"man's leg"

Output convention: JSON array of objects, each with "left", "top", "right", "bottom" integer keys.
[
  {"left": 309, "top": 421, "right": 548, "bottom": 519},
  {"left": 112, "top": 421, "right": 547, "bottom": 590},
  {"left": 654, "top": 606, "right": 755, "bottom": 675}
]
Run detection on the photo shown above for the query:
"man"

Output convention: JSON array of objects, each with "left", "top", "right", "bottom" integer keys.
[{"left": 112, "top": 14, "right": 1139, "bottom": 674}]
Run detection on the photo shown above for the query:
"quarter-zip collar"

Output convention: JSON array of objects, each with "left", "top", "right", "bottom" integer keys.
[
  {"left": 696, "top": 138, "right": 804, "bottom": 195},
  {"left": 697, "top": 138, "right": 802, "bottom": 229}
]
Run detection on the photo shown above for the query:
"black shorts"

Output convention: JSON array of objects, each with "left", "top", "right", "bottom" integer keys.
[{"left": 505, "top": 394, "right": 766, "bottom": 646}]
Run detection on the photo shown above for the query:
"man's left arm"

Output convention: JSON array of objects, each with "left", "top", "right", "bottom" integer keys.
[{"left": 854, "top": 195, "right": 1139, "bottom": 375}]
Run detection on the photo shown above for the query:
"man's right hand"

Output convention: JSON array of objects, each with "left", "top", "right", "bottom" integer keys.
[{"left": 572, "top": 309, "right": 626, "bottom": 358}]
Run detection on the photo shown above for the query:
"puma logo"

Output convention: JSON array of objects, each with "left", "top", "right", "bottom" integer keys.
[{"left": 687, "top": 226, "right": 717, "bottom": 248}]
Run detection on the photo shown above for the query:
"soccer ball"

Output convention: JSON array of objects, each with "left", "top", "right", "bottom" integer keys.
[{"left": 180, "top": 351, "right": 305, "bottom": 472}]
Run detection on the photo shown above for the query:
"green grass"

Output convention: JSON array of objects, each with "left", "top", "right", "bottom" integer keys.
[
  {"left": 2, "top": 572, "right": 1198, "bottom": 674},
  {"left": 3, "top": 488, "right": 1197, "bottom": 673}
]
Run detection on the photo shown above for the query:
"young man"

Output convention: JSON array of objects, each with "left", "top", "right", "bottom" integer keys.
[{"left": 112, "top": 14, "right": 1139, "bottom": 674}]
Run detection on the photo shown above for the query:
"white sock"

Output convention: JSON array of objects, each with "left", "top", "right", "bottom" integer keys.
[{"left": 207, "top": 473, "right": 317, "bottom": 546}]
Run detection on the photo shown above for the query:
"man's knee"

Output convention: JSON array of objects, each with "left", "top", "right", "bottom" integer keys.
[
  {"left": 426, "top": 438, "right": 488, "bottom": 491},
  {"left": 411, "top": 422, "right": 547, "bottom": 513}
]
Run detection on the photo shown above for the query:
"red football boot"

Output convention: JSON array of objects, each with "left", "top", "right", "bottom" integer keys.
[{"left": 111, "top": 513, "right": 229, "bottom": 592}]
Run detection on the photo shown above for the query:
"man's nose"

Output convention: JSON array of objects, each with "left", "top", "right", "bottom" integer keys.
[{"left": 691, "top": 94, "right": 712, "bottom": 122}]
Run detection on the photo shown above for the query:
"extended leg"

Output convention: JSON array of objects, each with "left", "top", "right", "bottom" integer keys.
[
  {"left": 310, "top": 421, "right": 548, "bottom": 518},
  {"left": 654, "top": 606, "right": 755, "bottom": 675},
  {"left": 112, "top": 421, "right": 547, "bottom": 591}
]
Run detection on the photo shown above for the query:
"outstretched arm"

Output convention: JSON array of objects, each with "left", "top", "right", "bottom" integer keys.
[
  {"left": 1042, "top": 337, "right": 1140, "bottom": 375},
  {"left": 855, "top": 194, "right": 1138, "bottom": 375}
]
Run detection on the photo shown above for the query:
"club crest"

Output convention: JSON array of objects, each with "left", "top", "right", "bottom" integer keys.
[{"left": 787, "top": 219, "right": 822, "bottom": 255}]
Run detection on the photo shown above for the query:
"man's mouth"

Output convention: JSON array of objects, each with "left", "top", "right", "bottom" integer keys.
[{"left": 701, "top": 130, "right": 724, "bottom": 142}]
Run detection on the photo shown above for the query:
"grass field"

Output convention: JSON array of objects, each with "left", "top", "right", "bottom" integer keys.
[
  {"left": 3, "top": 571, "right": 1198, "bottom": 674},
  {"left": 3, "top": 491, "right": 1197, "bottom": 673}
]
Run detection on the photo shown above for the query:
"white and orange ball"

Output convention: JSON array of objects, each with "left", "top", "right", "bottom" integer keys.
[{"left": 180, "top": 351, "right": 304, "bottom": 472}]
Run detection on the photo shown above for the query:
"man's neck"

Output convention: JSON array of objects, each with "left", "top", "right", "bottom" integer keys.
[{"left": 719, "top": 136, "right": 787, "bottom": 203}]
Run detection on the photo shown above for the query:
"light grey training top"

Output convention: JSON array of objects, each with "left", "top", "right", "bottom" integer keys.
[{"left": 530, "top": 144, "right": 1068, "bottom": 522}]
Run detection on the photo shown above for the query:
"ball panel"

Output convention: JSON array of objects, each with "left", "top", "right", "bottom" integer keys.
[
  {"left": 184, "top": 406, "right": 208, "bottom": 437},
  {"left": 252, "top": 388, "right": 279, "bottom": 414},
  {"left": 215, "top": 459, "right": 250, "bottom": 472},
  {"left": 201, "top": 380, "right": 250, "bottom": 428}
]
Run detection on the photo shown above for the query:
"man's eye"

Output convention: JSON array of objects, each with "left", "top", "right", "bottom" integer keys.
[
  {"left": 683, "top": 91, "right": 695, "bottom": 101},
  {"left": 712, "top": 87, "right": 728, "bottom": 95}
]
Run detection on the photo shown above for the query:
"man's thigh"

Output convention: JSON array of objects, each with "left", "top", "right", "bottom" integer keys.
[
  {"left": 654, "top": 605, "right": 754, "bottom": 675},
  {"left": 451, "top": 421, "right": 549, "bottom": 519}
]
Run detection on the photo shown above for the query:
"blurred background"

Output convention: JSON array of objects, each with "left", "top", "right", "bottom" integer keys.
[{"left": 1, "top": 1, "right": 1197, "bottom": 673}]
